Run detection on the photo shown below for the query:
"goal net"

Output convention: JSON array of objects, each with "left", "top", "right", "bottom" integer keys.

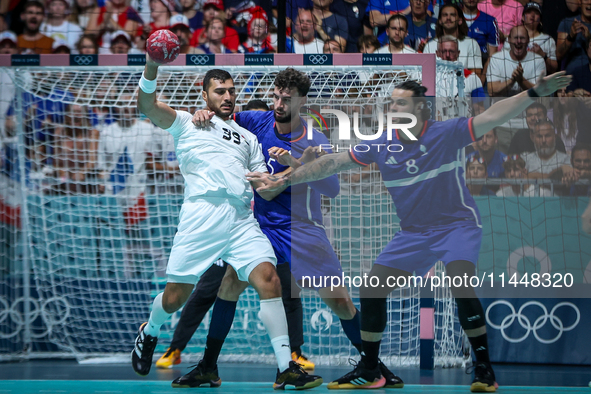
[{"left": 0, "top": 59, "right": 469, "bottom": 367}]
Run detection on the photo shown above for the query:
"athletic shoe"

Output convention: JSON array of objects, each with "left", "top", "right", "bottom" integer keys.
[
  {"left": 378, "top": 360, "right": 404, "bottom": 388},
  {"left": 470, "top": 362, "right": 497, "bottom": 392},
  {"left": 292, "top": 351, "right": 315, "bottom": 371},
  {"left": 156, "top": 347, "right": 182, "bottom": 369},
  {"left": 171, "top": 359, "right": 222, "bottom": 388},
  {"left": 327, "top": 358, "right": 386, "bottom": 389},
  {"left": 131, "top": 322, "right": 158, "bottom": 376},
  {"left": 273, "top": 360, "right": 323, "bottom": 390}
]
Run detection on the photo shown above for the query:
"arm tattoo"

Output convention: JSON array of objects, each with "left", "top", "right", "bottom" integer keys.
[{"left": 284, "top": 152, "right": 361, "bottom": 186}]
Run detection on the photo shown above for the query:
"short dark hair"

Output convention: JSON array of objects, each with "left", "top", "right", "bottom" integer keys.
[
  {"left": 532, "top": 119, "right": 554, "bottom": 133},
  {"left": 244, "top": 99, "right": 269, "bottom": 111},
  {"left": 571, "top": 143, "right": 591, "bottom": 165},
  {"left": 387, "top": 14, "right": 408, "bottom": 30},
  {"left": 203, "top": 69, "right": 233, "bottom": 92},
  {"left": 395, "top": 80, "right": 430, "bottom": 119},
  {"left": 23, "top": 0, "right": 45, "bottom": 12},
  {"left": 525, "top": 101, "right": 547, "bottom": 116},
  {"left": 274, "top": 68, "right": 311, "bottom": 96},
  {"left": 436, "top": 4, "right": 468, "bottom": 39},
  {"left": 357, "top": 34, "right": 380, "bottom": 52}
]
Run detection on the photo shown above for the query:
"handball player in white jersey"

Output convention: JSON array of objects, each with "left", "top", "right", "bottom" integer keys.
[{"left": 131, "top": 54, "right": 322, "bottom": 390}]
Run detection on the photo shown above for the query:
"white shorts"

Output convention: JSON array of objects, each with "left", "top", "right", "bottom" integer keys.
[{"left": 166, "top": 197, "right": 277, "bottom": 284}]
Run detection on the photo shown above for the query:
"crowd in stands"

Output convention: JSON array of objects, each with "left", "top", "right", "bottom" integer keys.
[{"left": 0, "top": 0, "right": 590, "bottom": 198}]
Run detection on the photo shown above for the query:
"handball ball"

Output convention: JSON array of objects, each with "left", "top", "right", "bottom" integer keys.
[{"left": 146, "top": 30, "right": 180, "bottom": 64}]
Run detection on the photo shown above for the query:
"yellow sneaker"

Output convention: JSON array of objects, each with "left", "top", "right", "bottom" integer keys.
[
  {"left": 292, "top": 352, "right": 315, "bottom": 371},
  {"left": 156, "top": 348, "right": 181, "bottom": 369}
]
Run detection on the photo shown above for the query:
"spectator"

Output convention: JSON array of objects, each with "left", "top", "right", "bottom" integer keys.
[
  {"left": 169, "top": 14, "right": 201, "bottom": 54},
  {"left": 466, "top": 155, "right": 497, "bottom": 196},
  {"left": 357, "top": 34, "right": 380, "bottom": 53},
  {"left": 0, "top": 31, "right": 19, "bottom": 54},
  {"left": 238, "top": 6, "right": 275, "bottom": 54},
  {"left": 85, "top": 0, "right": 143, "bottom": 53},
  {"left": 290, "top": 8, "right": 324, "bottom": 53},
  {"left": 375, "top": 14, "right": 417, "bottom": 53},
  {"left": 68, "top": 0, "right": 97, "bottom": 30},
  {"left": 522, "top": 120, "right": 572, "bottom": 194},
  {"left": 552, "top": 88, "right": 579, "bottom": 155},
  {"left": 312, "top": 0, "right": 349, "bottom": 52},
  {"left": 109, "top": 29, "right": 134, "bottom": 53},
  {"left": 189, "top": 0, "right": 239, "bottom": 52},
  {"left": 478, "top": 0, "right": 523, "bottom": 43},
  {"left": 41, "top": 0, "right": 84, "bottom": 50},
  {"left": 468, "top": 129, "right": 507, "bottom": 178},
  {"left": 54, "top": 104, "right": 100, "bottom": 193},
  {"left": 331, "top": 0, "right": 368, "bottom": 53},
  {"left": 563, "top": 143, "right": 591, "bottom": 195},
  {"left": 179, "top": 0, "right": 200, "bottom": 31},
  {"left": 367, "top": 0, "right": 411, "bottom": 31},
  {"left": 197, "top": 16, "right": 234, "bottom": 53},
  {"left": 508, "top": 102, "right": 568, "bottom": 155},
  {"left": 502, "top": 2, "right": 557, "bottom": 74},
  {"left": 76, "top": 33, "right": 98, "bottom": 53},
  {"left": 488, "top": 26, "right": 546, "bottom": 151},
  {"left": 17, "top": 1, "right": 55, "bottom": 54},
  {"left": 496, "top": 155, "right": 553, "bottom": 196},
  {"left": 402, "top": 0, "right": 436, "bottom": 52},
  {"left": 557, "top": 0, "right": 591, "bottom": 74},
  {"left": 323, "top": 38, "right": 342, "bottom": 53},
  {"left": 244, "top": 99, "right": 270, "bottom": 111},
  {"left": 435, "top": 35, "right": 483, "bottom": 96},
  {"left": 567, "top": 38, "right": 591, "bottom": 93},
  {"left": 145, "top": 0, "right": 175, "bottom": 35},
  {"left": 423, "top": 4, "right": 483, "bottom": 78},
  {"left": 97, "top": 93, "right": 154, "bottom": 227},
  {"left": 52, "top": 38, "right": 72, "bottom": 53},
  {"left": 462, "top": 0, "right": 499, "bottom": 63}
]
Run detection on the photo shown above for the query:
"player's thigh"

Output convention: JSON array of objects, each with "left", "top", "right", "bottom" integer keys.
[
  {"left": 433, "top": 224, "right": 482, "bottom": 267},
  {"left": 361, "top": 263, "right": 415, "bottom": 299},
  {"left": 222, "top": 211, "right": 277, "bottom": 282},
  {"left": 167, "top": 201, "right": 232, "bottom": 283}
]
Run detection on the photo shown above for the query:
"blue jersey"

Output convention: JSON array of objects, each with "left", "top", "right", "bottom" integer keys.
[
  {"left": 465, "top": 10, "right": 499, "bottom": 56},
  {"left": 467, "top": 149, "right": 506, "bottom": 178},
  {"left": 233, "top": 111, "right": 339, "bottom": 229},
  {"left": 350, "top": 117, "right": 481, "bottom": 231}
]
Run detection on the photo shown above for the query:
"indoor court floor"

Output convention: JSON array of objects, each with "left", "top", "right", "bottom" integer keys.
[{"left": 0, "top": 361, "right": 590, "bottom": 393}]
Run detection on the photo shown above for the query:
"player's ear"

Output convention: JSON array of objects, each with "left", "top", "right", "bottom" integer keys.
[
  {"left": 301, "top": 96, "right": 307, "bottom": 106},
  {"left": 202, "top": 89, "right": 207, "bottom": 102}
]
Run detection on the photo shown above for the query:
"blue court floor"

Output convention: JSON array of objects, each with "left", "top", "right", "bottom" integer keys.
[{"left": 0, "top": 361, "right": 590, "bottom": 393}]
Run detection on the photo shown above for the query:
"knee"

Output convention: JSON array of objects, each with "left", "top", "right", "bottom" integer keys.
[
  {"left": 252, "top": 265, "right": 282, "bottom": 298},
  {"left": 330, "top": 297, "right": 356, "bottom": 319}
]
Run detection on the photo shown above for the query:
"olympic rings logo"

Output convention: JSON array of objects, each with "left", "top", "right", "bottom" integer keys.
[
  {"left": 0, "top": 296, "right": 70, "bottom": 339},
  {"left": 485, "top": 300, "right": 580, "bottom": 344},
  {"left": 72, "top": 55, "right": 94, "bottom": 65},
  {"left": 308, "top": 55, "right": 329, "bottom": 65},
  {"left": 189, "top": 55, "right": 211, "bottom": 65}
]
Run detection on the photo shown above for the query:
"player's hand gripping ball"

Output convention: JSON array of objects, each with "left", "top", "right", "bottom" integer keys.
[{"left": 146, "top": 30, "right": 180, "bottom": 64}]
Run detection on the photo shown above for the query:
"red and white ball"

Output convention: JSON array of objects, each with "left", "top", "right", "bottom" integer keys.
[{"left": 146, "top": 30, "right": 180, "bottom": 64}]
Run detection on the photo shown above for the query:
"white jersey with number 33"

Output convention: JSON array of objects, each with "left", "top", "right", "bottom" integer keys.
[{"left": 165, "top": 111, "right": 266, "bottom": 206}]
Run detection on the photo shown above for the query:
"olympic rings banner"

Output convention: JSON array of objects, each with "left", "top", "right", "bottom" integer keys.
[{"left": 482, "top": 298, "right": 591, "bottom": 364}]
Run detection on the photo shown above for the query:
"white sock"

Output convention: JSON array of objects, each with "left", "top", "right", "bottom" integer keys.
[
  {"left": 144, "top": 293, "right": 171, "bottom": 337},
  {"left": 259, "top": 297, "right": 291, "bottom": 371}
]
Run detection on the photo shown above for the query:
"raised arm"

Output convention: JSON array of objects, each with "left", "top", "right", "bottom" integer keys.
[
  {"left": 137, "top": 54, "right": 177, "bottom": 129},
  {"left": 472, "top": 72, "right": 572, "bottom": 139},
  {"left": 247, "top": 151, "right": 362, "bottom": 193}
]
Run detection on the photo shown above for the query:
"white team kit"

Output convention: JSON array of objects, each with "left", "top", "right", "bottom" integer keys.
[{"left": 164, "top": 111, "right": 277, "bottom": 284}]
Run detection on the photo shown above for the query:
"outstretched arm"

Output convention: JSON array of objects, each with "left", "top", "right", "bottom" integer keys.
[
  {"left": 247, "top": 151, "right": 362, "bottom": 193},
  {"left": 137, "top": 54, "right": 177, "bottom": 129},
  {"left": 472, "top": 72, "right": 572, "bottom": 139}
]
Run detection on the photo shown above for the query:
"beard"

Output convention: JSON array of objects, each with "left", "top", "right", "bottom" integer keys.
[
  {"left": 274, "top": 111, "right": 291, "bottom": 123},
  {"left": 537, "top": 146, "right": 555, "bottom": 156},
  {"left": 213, "top": 101, "right": 235, "bottom": 117}
]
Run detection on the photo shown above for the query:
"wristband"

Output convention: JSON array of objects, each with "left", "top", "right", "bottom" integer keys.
[
  {"left": 139, "top": 71, "right": 157, "bottom": 94},
  {"left": 527, "top": 88, "right": 539, "bottom": 98},
  {"left": 566, "top": 34, "right": 575, "bottom": 42}
]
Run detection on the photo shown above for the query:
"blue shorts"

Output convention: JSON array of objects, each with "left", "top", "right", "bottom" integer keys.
[
  {"left": 262, "top": 223, "right": 343, "bottom": 288},
  {"left": 374, "top": 222, "right": 482, "bottom": 277}
]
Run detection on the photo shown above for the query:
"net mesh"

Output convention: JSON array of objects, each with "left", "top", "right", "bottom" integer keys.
[{"left": 0, "top": 62, "right": 469, "bottom": 367}]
